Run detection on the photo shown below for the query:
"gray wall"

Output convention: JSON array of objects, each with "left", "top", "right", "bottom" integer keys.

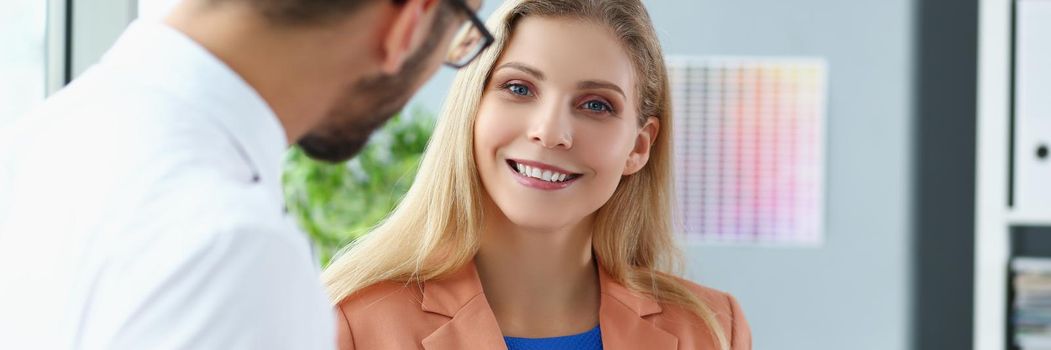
[
  {"left": 409, "top": 1, "right": 933, "bottom": 349},
  {"left": 71, "top": 0, "right": 137, "bottom": 78},
  {"left": 653, "top": 1, "right": 916, "bottom": 350}
]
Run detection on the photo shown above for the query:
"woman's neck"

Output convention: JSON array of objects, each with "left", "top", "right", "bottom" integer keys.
[{"left": 475, "top": 212, "right": 601, "bottom": 338}]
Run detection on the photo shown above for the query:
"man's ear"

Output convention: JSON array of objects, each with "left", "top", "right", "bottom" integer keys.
[
  {"left": 623, "top": 116, "right": 660, "bottom": 175},
  {"left": 378, "top": 0, "right": 441, "bottom": 74}
]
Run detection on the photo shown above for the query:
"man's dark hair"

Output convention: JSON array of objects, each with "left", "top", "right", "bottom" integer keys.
[{"left": 226, "top": 0, "right": 428, "bottom": 26}]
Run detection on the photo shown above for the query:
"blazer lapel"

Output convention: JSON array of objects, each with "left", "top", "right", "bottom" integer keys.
[
  {"left": 420, "top": 262, "right": 507, "bottom": 350},
  {"left": 598, "top": 266, "right": 679, "bottom": 350},
  {"left": 417, "top": 261, "right": 678, "bottom": 350}
]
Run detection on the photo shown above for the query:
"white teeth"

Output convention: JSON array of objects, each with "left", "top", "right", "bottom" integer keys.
[{"left": 513, "top": 161, "right": 572, "bottom": 183}]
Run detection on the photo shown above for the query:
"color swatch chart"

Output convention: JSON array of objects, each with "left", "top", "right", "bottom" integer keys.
[{"left": 667, "top": 57, "right": 827, "bottom": 245}]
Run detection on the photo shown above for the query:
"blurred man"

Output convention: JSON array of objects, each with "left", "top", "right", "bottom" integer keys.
[{"left": 0, "top": 0, "right": 492, "bottom": 348}]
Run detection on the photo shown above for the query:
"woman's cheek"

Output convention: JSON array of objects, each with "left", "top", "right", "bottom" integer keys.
[{"left": 579, "top": 128, "right": 630, "bottom": 168}]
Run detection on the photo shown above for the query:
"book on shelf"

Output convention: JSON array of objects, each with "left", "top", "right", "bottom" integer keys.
[
  {"left": 1014, "top": 257, "right": 1051, "bottom": 274},
  {"left": 1014, "top": 257, "right": 1051, "bottom": 349},
  {"left": 1018, "top": 333, "right": 1051, "bottom": 349}
]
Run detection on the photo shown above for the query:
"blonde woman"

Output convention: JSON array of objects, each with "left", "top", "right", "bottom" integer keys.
[{"left": 323, "top": 0, "right": 751, "bottom": 349}]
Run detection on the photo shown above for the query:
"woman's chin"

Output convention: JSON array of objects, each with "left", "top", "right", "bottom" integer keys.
[{"left": 501, "top": 210, "right": 576, "bottom": 233}]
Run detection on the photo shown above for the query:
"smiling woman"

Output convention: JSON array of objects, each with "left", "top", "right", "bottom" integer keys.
[{"left": 322, "top": 1, "right": 752, "bottom": 349}]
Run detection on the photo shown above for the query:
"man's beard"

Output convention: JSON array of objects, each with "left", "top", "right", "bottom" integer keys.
[
  {"left": 297, "top": 11, "right": 449, "bottom": 163},
  {"left": 296, "top": 74, "right": 416, "bottom": 163}
]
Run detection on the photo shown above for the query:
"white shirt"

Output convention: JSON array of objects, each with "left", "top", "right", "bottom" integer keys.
[{"left": 0, "top": 20, "right": 335, "bottom": 349}]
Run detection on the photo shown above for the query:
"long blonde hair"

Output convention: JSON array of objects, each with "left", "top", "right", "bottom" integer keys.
[{"left": 322, "top": 0, "right": 728, "bottom": 348}]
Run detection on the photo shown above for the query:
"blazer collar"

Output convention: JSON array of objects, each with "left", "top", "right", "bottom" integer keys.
[
  {"left": 596, "top": 263, "right": 679, "bottom": 350},
  {"left": 420, "top": 262, "right": 484, "bottom": 317},
  {"left": 418, "top": 260, "right": 678, "bottom": 350}
]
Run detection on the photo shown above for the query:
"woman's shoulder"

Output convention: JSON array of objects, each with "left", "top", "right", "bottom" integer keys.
[
  {"left": 667, "top": 275, "right": 743, "bottom": 315},
  {"left": 336, "top": 280, "right": 424, "bottom": 317},
  {"left": 656, "top": 275, "right": 752, "bottom": 349},
  {"left": 334, "top": 281, "right": 444, "bottom": 349}
]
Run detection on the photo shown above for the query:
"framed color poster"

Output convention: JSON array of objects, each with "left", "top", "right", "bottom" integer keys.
[{"left": 667, "top": 56, "right": 827, "bottom": 245}]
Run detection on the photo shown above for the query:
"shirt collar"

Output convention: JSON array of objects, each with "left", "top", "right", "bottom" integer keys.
[{"left": 101, "top": 20, "right": 288, "bottom": 197}]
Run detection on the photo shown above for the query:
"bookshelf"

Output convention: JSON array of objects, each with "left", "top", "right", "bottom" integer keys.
[
  {"left": 1007, "top": 211, "right": 1051, "bottom": 228},
  {"left": 975, "top": 0, "right": 1051, "bottom": 349}
]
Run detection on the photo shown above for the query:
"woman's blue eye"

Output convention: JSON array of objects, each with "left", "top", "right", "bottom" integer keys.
[
  {"left": 583, "top": 100, "right": 612, "bottom": 113},
  {"left": 506, "top": 83, "right": 531, "bottom": 96}
]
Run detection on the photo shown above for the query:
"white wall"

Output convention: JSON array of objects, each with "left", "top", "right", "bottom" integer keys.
[{"left": 0, "top": 0, "right": 48, "bottom": 128}]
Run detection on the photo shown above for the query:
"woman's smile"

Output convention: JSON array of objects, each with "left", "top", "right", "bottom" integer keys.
[{"left": 505, "top": 158, "right": 583, "bottom": 190}]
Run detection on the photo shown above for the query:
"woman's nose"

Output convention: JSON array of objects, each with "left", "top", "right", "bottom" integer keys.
[{"left": 526, "top": 102, "right": 573, "bottom": 149}]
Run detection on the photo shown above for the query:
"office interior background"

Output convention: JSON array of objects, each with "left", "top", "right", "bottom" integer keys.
[{"left": 2, "top": 0, "right": 1048, "bottom": 349}]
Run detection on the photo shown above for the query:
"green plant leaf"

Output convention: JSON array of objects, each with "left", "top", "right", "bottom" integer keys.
[{"left": 281, "top": 109, "right": 435, "bottom": 266}]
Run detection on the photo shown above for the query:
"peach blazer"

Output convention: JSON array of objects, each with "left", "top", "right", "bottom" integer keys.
[{"left": 334, "top": 261, "right": 751, "bottom": 349}]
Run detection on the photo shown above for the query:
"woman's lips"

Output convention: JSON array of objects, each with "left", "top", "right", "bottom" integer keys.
[{"left": 505, "top": 160, "right": 581, "bottom": 190}]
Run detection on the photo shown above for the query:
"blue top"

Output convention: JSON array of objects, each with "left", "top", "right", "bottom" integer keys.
[{"left": 504, "top": 325, "right": 603, "bottom": 350}]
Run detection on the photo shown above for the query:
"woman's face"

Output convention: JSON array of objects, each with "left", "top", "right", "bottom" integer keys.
[{"left": 473, "top": 16, "right": 658, "bottom": 232}]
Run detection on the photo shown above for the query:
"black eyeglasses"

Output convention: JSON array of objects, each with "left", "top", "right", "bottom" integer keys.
[{"left": 443, "top": 0, "right": 495, "bottom": 69}]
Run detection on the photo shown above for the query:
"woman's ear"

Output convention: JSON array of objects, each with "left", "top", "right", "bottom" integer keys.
[
  {"left": 623, "top": 116, "right": 659, "bottom": 175},
  {"left": 378, "top": 0, "right": 441, "bottom": 74}
]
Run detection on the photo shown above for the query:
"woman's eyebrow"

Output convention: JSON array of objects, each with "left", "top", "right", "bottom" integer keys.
[
  {"left": 578, "top": 80, "right": 625, "bottom": 98},
  {"left": 494, "top": 62, "right": 546, "bottom": 81},
  {"left": 494, "top": 62, "right": 625, "bottom": 98}
]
